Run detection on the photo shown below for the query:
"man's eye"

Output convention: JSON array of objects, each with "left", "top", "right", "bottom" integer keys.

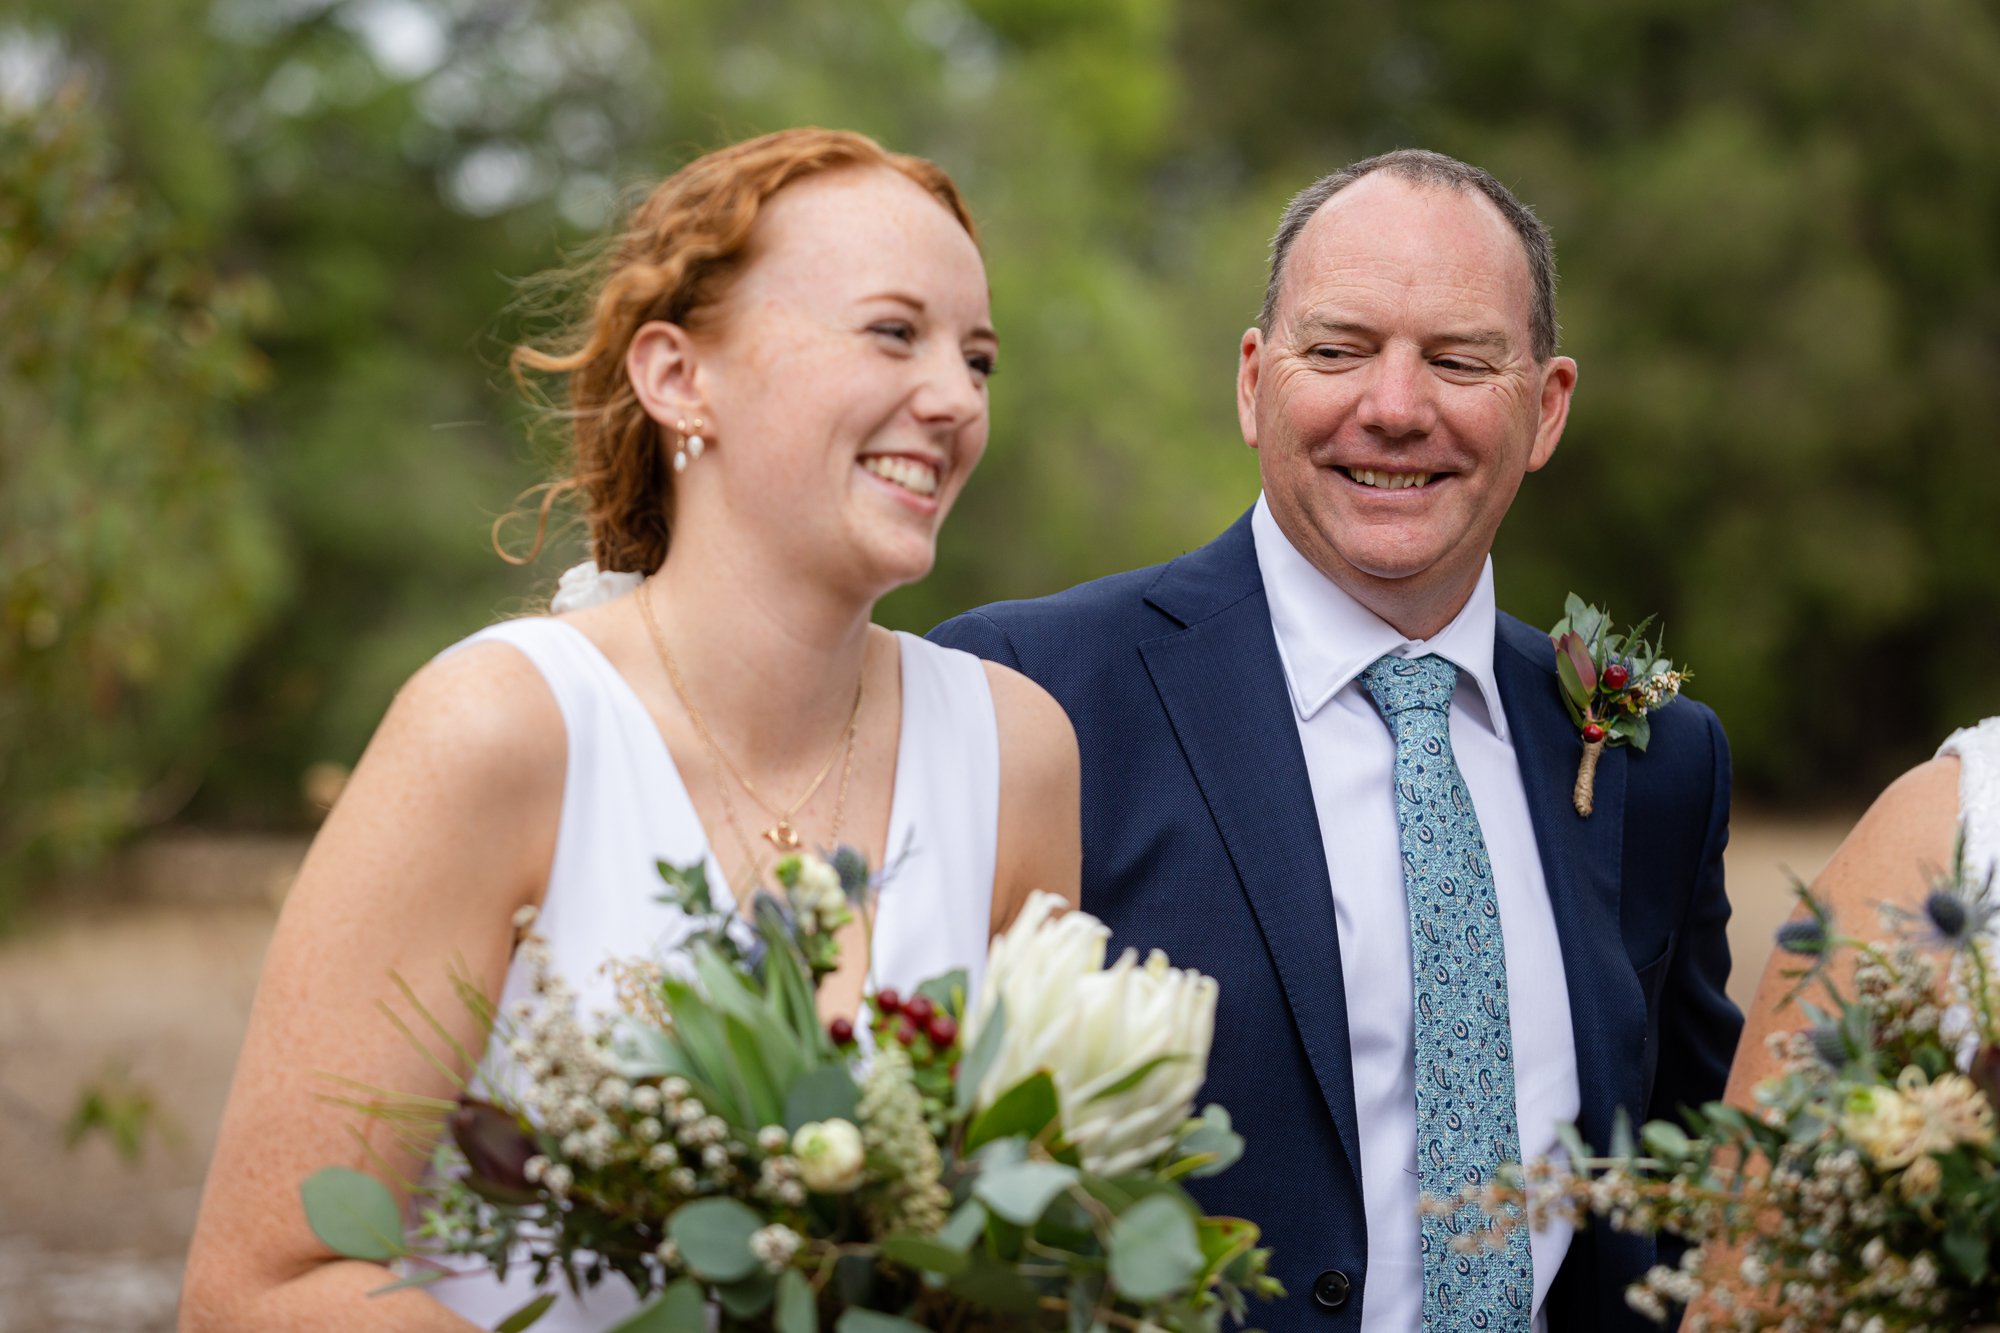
[
  {"left": 1312, "top": 346, "right": 1357, "bottom": 360},
  {"left": 1434, "top": 357, "right": 1485, "bottom": 373}
]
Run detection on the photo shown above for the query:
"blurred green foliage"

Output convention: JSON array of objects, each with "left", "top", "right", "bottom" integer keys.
[{"left": 6, "top": 0, "right": 2000, "bottom": 911}]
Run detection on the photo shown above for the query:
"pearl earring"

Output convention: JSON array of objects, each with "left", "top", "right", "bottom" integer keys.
[{"left": 672, "top": 416, "right": 708, "bottom": 473}]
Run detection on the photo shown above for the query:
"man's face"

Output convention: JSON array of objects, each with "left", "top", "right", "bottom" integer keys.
[{"left": 1237, "top": 173, "right": 1577, "bottom": 626}]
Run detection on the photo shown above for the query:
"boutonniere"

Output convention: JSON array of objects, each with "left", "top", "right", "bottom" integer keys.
[{"left": 1549, "top": 593, "right": 1691, "bottom": 817}]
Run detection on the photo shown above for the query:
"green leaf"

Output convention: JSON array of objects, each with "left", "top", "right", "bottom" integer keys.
[
  {"left": 1173, "top": 1104, "right": 1245, "bottom": 1179},
  {"left": 1565, "top": 596, "right": 1607, "bottom": 649},
  {"left": 716, "top": 1271, "right": 776, "bottom": 1319},
  {"left": 964, "top": 1071, "right": 1061, "bottom": 1155},
  {"left": 773, "top": 1269, "right": 817, "bottom": 1333},
  {"left": 915, "top": 968, "right": 968, "bottom": 1015},
  {"left": 668, "top": 1197, "right": 765, "bottom": 1283},
  {"left": 880, "top": 1231, "right": 971, "bottom": 1277},
  {"left": 1108, "top": 1194, "right": 1204, "bottom": 1302},
  {"left": 1195, "top": 1215, "right": 1260, "bottom": 1288},
  {"left": 1082, "top": 1054, "right": 1187, "bottom": 1104},
  {"left": 1640, "top": 1121, "right": 1691, "bottom": 1159},
  {"left": 655, "top": 860, "right": 714, "bottom": 916},
  {"left": 495, "top": 1293, "right": 559, "bottom": 1332},
  {"left": 722, "top": 1011, "right": 786, "bottom": 1127},
  {"left": 785, "top": 1064, "right": 861, "bottom": 1131},
  {"left": 1610, "top": 1107, "right": 1636, "bottom": 1161},
  {"left": 300, "top": 1166, "right": 405, "bottom": 1262},
  {"left": 944, "top": 1253, "right": 1045, "bottom": 1314},
  {"left": 1944, "top": 1224, "right": 1988, "bottom": 1283},
  {"left": 937, "top": 1199, "right": 988, "bottom": 1252},
  {"left": 607, "top": 1279, "right": 707, "bottom": 1331},
  {"left": 1554, "top": 1122, "right": 1594, "bottom": 1165},
  {"left": 835, "top": 1312, "right": 931, "bottom": 1333},
  {"left": 972, "top": 1159, "right": 1079, "bottom": 1225},
  {"left": 955, "top": 999, "right": 1007, "bottom": 1115}
]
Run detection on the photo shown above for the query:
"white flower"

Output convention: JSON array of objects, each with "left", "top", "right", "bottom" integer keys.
[
  {"left": 549, "top": 560, "right": 643, "bottom": 614},
  {"left": 962, "top": 891, "right": 1218, "bottom": 1175},
  {"left": 791, "top": 1118, "right": 867, "bottom": 1193},
  {"left": 749, "top": 1224, "right": 801, "bottom": 1272},
  {"left": 785, "top": 854, "right": 849, "bottom": 933}
]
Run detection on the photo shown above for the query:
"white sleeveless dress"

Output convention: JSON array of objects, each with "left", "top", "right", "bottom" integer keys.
[
  {"left": 1937, "top": 718, "right": 2000, "bottom": 1069},
  {"left": 425, "top": 617, "right": 1000, "bottom": 1329}
]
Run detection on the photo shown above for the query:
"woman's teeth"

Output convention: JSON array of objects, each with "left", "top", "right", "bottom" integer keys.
[
  {"left": 860, "top": 456, "right": 940, "bottom": 498},
  {"left": 1346, "top": 467, "right": 1433, "bottom": 490}
]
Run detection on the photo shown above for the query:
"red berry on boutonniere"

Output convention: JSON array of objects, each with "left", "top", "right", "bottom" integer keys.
[
  {"left": 1582, "top": 723, "right": 1607, "bottom": 744},
  {"left": 1602, "top": 664, "right": 1630, "bottom": 691}
]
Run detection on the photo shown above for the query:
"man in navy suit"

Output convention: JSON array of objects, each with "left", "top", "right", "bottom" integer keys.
[{"left": 933, "top": 150, "right": 1741, "bottom": 1330}]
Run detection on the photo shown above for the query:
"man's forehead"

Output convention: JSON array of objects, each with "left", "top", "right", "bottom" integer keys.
[{"left": 1285, "top": 174, "right": 1531, "bottom": 316}]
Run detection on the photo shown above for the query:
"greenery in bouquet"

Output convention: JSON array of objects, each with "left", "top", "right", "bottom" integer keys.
[
  {"left": 1547, "top": 594, "right": 1690, "bottom": 816},
  {"left": 303, "top": 852, "right": 1280, "bottom": 1331},
  {"left": 1433, "top": 845, "right": 2000, "bottom": 1332}
]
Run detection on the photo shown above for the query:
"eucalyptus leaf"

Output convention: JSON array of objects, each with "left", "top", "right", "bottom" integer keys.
[
  {"left": 937, "top": 1199, "right": 988, "bottom": 1253},
  {"left": 835, "top": 1312, "right": 931, "bottom": 1333},
  {"left": 785, "top": 1064, "right": 861, "bottom": 1131},
  {"left": 1108, "top": 1194, "right": 1204, "bottom": 1302},
  {"left": 1174, "top": 1104, "right": 1245, "bottom": 1179},
  {"left": 915, "top": 968, "right": 967, "bottom": 1015},
  {"left": 774, "top": 1268, "right": 817, "bottom": 1333},
  {"left": 1610, "top": 1107, "right": 1636, "bottom": 1161},
  {"left": 300, "top": 1166, "right": 405, "bottom": 1262},
  {"left": 880, "top": 1231, "right": 971, "bottom": 1276},
  {"left": 716, "top": 1271, "right": 776, "bottom": 1319},
  {"left": 1640, "top": 1120, "right": 1691, "bottom": 1160},
  {"left": 607, "top": 1279, "right": 706, "bottom": 1331},
  {"left": 955, "top": 999, "right": 1007, "bottom": 1115},
  {"left": 495, "top": 1292, "right": 558, "bottom": 1332},
  {"left": 667, "top": 1197, "right": 764, "bottom": 1283},
  {"left": 972, "top": 1159, "right": 1079, "bottom": 1225}
]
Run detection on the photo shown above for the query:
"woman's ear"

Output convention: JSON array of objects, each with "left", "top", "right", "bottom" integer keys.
[{"left": 626, "top": 321, "right": 705, "bottom": 426}]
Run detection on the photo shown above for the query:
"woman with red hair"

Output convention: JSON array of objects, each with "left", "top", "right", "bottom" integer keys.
[{"left": 181, "top": 128, "right": 1081, "bottom": 1330}]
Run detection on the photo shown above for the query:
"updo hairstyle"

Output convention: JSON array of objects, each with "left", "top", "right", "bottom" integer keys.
[{"left": 503, "top": 128, "right": 978, "bottom": 575}]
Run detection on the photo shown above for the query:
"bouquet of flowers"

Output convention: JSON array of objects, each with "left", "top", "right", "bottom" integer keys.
[
  {"left": 1435, "top": 848, "right": 2000, "bottom": 1331},
  {"left": 303, "top": 853, "right": 1281, "bottom": 1331}
]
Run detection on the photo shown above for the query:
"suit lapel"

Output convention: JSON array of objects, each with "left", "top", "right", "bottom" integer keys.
[
  {"left": 1138, "top": 516, "right": 1364, "bottom": 1190},
  {"left": 1493, "top": 615, "right": 1647, "bottom": 1146}
]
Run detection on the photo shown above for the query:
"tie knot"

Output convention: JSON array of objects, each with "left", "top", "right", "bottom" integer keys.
[{"left": 1360, "top": 653, "right": 1458, "bottom": 721}]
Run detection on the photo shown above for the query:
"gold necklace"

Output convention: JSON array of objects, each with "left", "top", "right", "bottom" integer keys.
[{"left": 637, "top": 579, "right": 864, "bottom": 854}]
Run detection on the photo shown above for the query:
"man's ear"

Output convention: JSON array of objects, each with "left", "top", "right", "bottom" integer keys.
[
  {"left": 1236, "top": 327, "right": 1264, "bottom": 450},
  {"left": 1526, "top": 354, "right": 1578, "bottom": 473},
  {"left": 626, "top": 321, "right": 705, "bottom": 427}
]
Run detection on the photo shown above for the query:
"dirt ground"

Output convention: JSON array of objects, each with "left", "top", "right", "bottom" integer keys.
[{"left": 0, "top": 816, "right": 1853, "bottom": 1330}]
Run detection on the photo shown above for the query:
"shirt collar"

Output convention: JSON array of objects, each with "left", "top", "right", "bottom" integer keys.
[{"left": 1250, "top": 494, "right": 1510, "bottom": 741}]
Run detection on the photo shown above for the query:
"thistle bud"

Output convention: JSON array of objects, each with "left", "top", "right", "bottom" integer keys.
[
  {"left": 1774, "top": 918, "right": 1828, "bottom": 957},
  {"left": 1924, "top": 889, "right": 1971, "bottom": 943}
]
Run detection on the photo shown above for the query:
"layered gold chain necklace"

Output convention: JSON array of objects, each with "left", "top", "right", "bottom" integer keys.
[{"left": 636, "top": 581, "right": 863, "bottom": 888}]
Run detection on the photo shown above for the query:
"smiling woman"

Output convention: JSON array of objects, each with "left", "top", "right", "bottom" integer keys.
[{"left": 177, "top": 128, "right": 1081, "bottom": 1332}]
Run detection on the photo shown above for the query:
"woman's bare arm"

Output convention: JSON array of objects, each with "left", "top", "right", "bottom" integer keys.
[
  {"left": 985, "top": 662, "right": 1082, "bottom": 933},
  {"left": 1723, "top": 756, "right": 1960, "bottom": 1107},
  {"left": 180, "top": 642, "right": 564, "bottom": 1331}
]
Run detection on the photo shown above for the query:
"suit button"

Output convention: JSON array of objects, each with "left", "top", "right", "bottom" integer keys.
[{"left": 1312, "top": 1268, "right": 1352, "bottom": 1310}]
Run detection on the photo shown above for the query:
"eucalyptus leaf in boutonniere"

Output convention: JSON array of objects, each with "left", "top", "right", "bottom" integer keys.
[{"left": 1548, "top": 593, "right": 1691, "bottom": 817}]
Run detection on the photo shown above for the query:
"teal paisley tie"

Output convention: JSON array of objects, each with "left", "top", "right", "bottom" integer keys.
[{"left": 1360, "top": 654, "right": 1533, "bottom": 1331}]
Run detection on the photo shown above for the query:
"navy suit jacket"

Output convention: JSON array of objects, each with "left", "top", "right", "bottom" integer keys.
[{"left": 931, "top": 509, "right": 1742, "bottom": 1330}]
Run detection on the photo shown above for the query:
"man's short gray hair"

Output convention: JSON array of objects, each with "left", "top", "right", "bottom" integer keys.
[{"left": 1257, "top": 148, "right": 1559, "bottom": 361}]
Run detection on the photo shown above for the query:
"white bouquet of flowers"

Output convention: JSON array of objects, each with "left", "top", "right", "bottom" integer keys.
[{"left": 303, "top": 853, "right": 1280, "bottom": 1331}]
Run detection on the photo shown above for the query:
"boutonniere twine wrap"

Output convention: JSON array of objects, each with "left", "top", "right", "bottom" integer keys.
[{"left": 1548, "top": 593, "right": 1690, "bottom": 817}]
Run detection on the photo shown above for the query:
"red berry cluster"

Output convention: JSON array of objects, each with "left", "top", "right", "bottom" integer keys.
[{"left": 871, "top": 989, "right": 959, "bottom": 1052}]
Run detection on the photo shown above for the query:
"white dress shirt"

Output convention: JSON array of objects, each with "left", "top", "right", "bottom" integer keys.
[{"left": 1251, "top": 496, "right": 1578, "bottom": 1331}]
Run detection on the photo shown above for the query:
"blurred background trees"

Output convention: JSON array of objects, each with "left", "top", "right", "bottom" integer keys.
[{"left": 5, "top": 0, "right": 1999, "bottom": 917}]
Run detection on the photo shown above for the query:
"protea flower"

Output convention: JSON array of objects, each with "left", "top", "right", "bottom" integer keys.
[{"left": 962, "top": 892, "right": 1218, "bottom": 1176}]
